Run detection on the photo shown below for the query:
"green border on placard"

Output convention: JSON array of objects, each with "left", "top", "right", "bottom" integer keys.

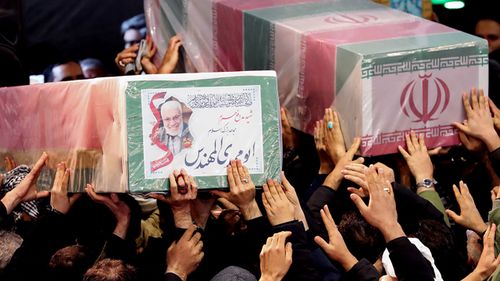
[{"left": 125, "top": 76, "right": 281, "bottom": 192}]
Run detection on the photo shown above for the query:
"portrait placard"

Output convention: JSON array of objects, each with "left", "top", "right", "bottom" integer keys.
[{"left": 125, "top": 71, "right": 281, "bottom": 192}]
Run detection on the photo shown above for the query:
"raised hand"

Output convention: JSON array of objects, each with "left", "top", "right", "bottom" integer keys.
[
  {"left": 85, "top": 184, "right": 131, "bottom": 239},
  {"left": 4, "top": 156, "right": 16, "bottom": 171},
  {"left": 167, "top": 226, "right": 204, "bottom": 281},
  {"left": 50, "top": 162, "right": 81, "bottom": 214},
  {"left": 445, "top": 181, "right": 487, "bottom": 235},
  {"left": 259, "top": 231, "right": 293, "bottom": 281},
  {"left": 1, "top": 152, "right": 50, "bottom": 214},
  {"left": 281, "top": 107, "right": 297, "bottom": 150},
  {"left": 211, "top": 160, "right": 261, "bottom": 220},
  {"left": 281, "top": 172, "right": 308, "bottom": 230},
  {"left": 398, "top": 131, "right": 435, "bottom": 187},
  {"left": 115, "top": 44, "right": 139, "bottom": 73},
  {"left": 322, "top": 108, "right": 346, "bottom": 164},
  {"left": 350, "top": 165, "right": 405, "bottom": 242},
  {"left": 262, "top": 179, "right": 295, "bottom": 226},
  {"left": 344, "top": 162, "right": 394, "bottom": 198},
  {"left": 314, "top": 205, "right": 358, "bottom": 271},
  {"left": 454, "top": 89, "right": 500, "bottom": 152},
  {"left": 158, "top": 35, "right": 182, "bottom": 74},
  {"left": 462, "top": 224, "right": 500, "bottom": 281},
  {"left": 314, "top": 120, "right": 333, "bottom": 174},
  {"left": 141, "top": 35, "right": 159, "bottom": 74},
  {"left": 148, "top": 169, "right": 198, "bottom": 228},
  {"left": 323, "top": 137, "right": 362, "bottom": 191}
]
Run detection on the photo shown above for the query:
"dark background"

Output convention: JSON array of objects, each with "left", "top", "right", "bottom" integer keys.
[
  {"left": 12, "top": 0, "right": 500, "bottom": 75},
  {"left": 21, "top": 0, "right": 144, "bottom": 75}
]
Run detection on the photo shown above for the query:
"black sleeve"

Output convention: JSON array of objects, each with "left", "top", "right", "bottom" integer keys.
[
  {"left": 386, "top": 237, "right": 435, "bottom": 281},
  {"left": 489, "top": 147, "right": 500, "bottom": 174},
  {"left": 0, "top": 201, "right": 8, "bottom": 229},
  {"left": 392, "top": 182, "right": 445, "bottom": 234},
  {"left": 306, "top": 186, "right": 337, "bottom": 238},
  {"left": 164, "top": 272, "right": 183, "bottom": 281},
  {"left": 273, "top": 220, "right": 322, "bottom": 281},
  {"left": 344, "top": 258, "right": 379, "bottom": 281}
]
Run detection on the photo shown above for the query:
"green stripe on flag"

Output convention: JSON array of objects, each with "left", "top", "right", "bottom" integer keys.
[
  {"left": 244, "top": 12, "right": 274, "bottom": 70},
  {"left": 336, "top": 48, "right": 361, "bottom": 94}
]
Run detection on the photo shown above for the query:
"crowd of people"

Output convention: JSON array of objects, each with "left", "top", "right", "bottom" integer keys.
[{"left": 0, "top": 88, "right": 499, "bottom": 281}]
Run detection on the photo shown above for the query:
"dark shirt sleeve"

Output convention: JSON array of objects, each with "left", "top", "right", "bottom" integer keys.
[
  {"left": 307, "top": 186, "right": 337, "bottom": 238},
  {"left": 392, "top": 182, "right": 445, "bottom": 234},
  {"left": 0, "top": 201, "right": 8, "bottom": 229},
  {"left": 386, "top": 237, "right": 435, "bottom": 281},
  {"left": 273, "top": 220, "right": 322, "bottom": 281},
  {"left": 164, "top": 272, "right": 183, "bottom": 281},
  {"left": 345, "top": 258, "right": 379, "bottom": 281}
]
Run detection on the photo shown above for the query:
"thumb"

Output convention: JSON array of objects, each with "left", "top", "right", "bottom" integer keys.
[
  {"left": 445, "top": 209, "right": 460, "bottom": 222},
  {"left": 36, "top": 190, "right": 50, "bottom": 199},
  {"left": 314, "top": 236, "right": 330, "bottom": 250},
  {"left": 210, "top": 190, "right": 229, "bottom": 199},
  {"left": 350, "top": 193, "right": 368, "bottom": 213}
]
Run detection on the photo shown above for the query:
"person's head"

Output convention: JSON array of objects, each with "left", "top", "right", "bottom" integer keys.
[
  {"left": 80, "top": 58, "right": 107, "bottom": 79},
  {"left": 48, "top": 245, "right": 92, "bottom": 281},
  {"left": 159, "top": 100, "right": 183, "bottom": 136},
  {"left": 83, "top": 259, "right": 137, "bottom": 281},
  {"left": 475, "top": 18, "right": 500, "bottom": 54},
  {"left": 0, "top": 230, "right": 23, "bottom": 271},
  {"left": 338, "top": 210, "right": 385, "bottom": 263},
  {"left": 44, "top": 61, "right": 84, "bottom": 82},
  {"left": 120, "top": 14, "right": 146, "bottom": 48}
]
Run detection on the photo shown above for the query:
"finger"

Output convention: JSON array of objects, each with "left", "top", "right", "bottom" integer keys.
[
  {"left": 405, "top": 133, "right": 415, "bottom": 154},
  {"left": 182, "top": 225, "right": 197, "bottom": 243},
  {"left": 343, "top": 174, "right": 368, "bottom": 189},
  {"left": 454, "top": 122, "right": 472, "bottom": 136},
  {"left": 273, "top": 179, "right": 286, "bottom": 199},
  {"left": 276, "top": 231, "right": 292, "bottom": 248},
  {"left": 445, "top": 209, "right": 460, "bottom": 222},
  {"left": 459, "top": 181, "right": 472, "bottom": 199},
  {"left": 36, "top": 190, "right": 50, "bottom": 199},
  {"left": 451, "top": 184, "right": 462, "bottom": 203},
  {"left": 226, "top": 164, "right": 237, "bottom": 192},
  {"left": 280, "top": 171, "right": 293, "bottom": 192},
  {"left": 217, "top": 197, "right": 238, "bottom": 210},
  {"left": 190, "top": 231, "right": 202, "bottom": 244},
  {"left": 350, "top": 193, "right": 368, "bottom": 214},
  {"left": 347, "top": 187, "right": 366, "bottom": 198},
  {"left": 262, "top": 188, "right": 272, "bottom": 212},
  {"left": 410, "top": 131, "right": 419, "bottom": 151},
  {"left": 463, "top": 92, "right": 472, "bottom": 115},
  {"left": 28, "top": 152, "right": 48, "bottom": 181},
  {"left": 169, "top": 173, "right": 178, "bottom": 197},
  {"left": 280, "top": 108, "right": 291, "bottom": 129},
  {"left": 231, "top": 160, "right": 242, "bottom": 188},
  {"left": 189, "top": 176, "right": 197, "bottom": 195},
  {"left": 479, "top": 89, "right": 487, "bottom": 110},
  {"left": 51, "top": 163, "right": 63, "bottom": 192},
  {"left": 236, "top": 160, "right": 247, "bottom": 181},
  {"left": 352, "top": 157, "right": 364, "bottom": 165},
  {"left": 267, "top": 179, "right": 281, "bottom": 201},
  {"left": 210, "top": 190, "right": 229, "bottom": 200},
  {"left": 320, "top": 209, "right": 337, "bottom": 240},
  {"left": 60, "top": 168, "right": 70, "bottom": 194},
  {"left": 471, "top": 88, "right": 479, "bottom": 110},
  {"left": 314, "top": 236, "right": 331, "bottom": 250},
  {"left": 285, "top": 242, "right": 293, "bottom": 262},
  {"left": 418, "top": 133, "right": 427, "bottom": 151},
  {"left": 69, "top": 193, "right": 82, "bottom": 205},
  {"left": 345, "top": 137, "right": 360, "bottom": 159}
]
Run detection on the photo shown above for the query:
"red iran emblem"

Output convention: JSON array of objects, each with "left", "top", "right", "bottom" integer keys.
[
  {"left": 324, "top": 14, "right": 378, "bottom": 24},
  {"left": 400, "top": 73, "right": 450, "bottom": 124}
]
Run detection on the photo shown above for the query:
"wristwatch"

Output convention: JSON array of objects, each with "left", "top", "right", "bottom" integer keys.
[{"left": 416, "top": 178, "right": 437, "bottom": 189}]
